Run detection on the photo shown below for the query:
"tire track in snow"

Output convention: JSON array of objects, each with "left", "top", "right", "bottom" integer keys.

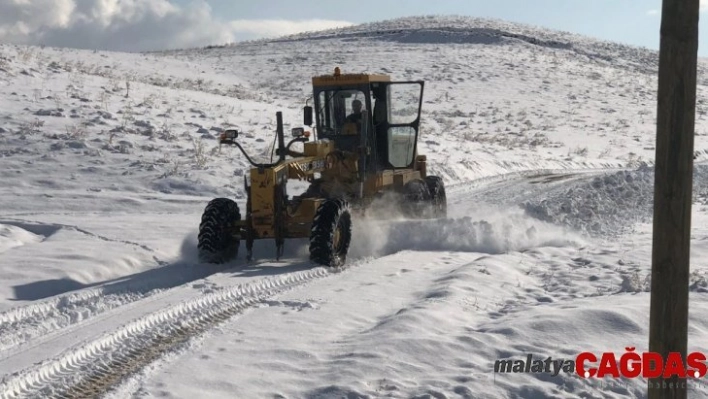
[
  {"left": 0, "top": 259, "right": 246, "bottom": 354},
  {"left": 0, "top": 264, "right": 353, "bottom": 399}
]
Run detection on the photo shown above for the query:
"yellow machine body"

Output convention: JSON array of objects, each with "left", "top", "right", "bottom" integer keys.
[
  {"left": 201, "top": 67, "right": 444, "bottom": 266},
  {"left": 241, "top": 139, "right": 428, "bottom": 240}
]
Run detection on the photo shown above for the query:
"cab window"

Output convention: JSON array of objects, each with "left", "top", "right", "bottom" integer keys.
[{"left": 316, "top": 89, "right": 366, "bottom": 135}]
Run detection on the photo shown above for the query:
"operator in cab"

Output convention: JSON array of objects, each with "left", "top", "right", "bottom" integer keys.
[{"left": 342, "top": 99, "right": 364, "bottom": 135}]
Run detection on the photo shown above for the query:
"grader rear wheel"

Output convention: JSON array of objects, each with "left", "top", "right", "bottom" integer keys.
[
  {"left": 425, "top": 175, "right": 447, "bottom": 218},
  {"left": 401, "top": 179, "right": 431, "bottom": 218}
]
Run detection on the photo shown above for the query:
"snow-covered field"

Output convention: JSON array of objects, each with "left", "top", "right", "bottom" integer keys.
[{"left": 1, "top": 14, "right": 708, "bottom": 398}]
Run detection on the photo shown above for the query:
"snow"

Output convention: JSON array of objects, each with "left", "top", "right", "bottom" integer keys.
[
  {"left": 0, "top": 225, "right": 43, "bottom": 254},
  {"left": 1, "top": 14, "right": 708, "bottom": 399}
]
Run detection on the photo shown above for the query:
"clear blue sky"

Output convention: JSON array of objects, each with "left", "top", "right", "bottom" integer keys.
[{"left": 183, "top": 0, "right": 708, "bottom": 56}]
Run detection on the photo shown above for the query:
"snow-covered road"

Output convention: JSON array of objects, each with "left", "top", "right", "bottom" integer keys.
[{"left": 0, "top": 167, "right": 636, "bottom": 399}]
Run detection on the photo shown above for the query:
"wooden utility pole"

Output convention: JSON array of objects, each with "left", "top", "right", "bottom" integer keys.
[{"left": 649, "top": 0, "right": 699, "bottom": 398}]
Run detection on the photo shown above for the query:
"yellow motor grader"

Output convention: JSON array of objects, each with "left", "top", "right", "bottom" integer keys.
[{"left": 198, "top": 68, "right": 447, "bottom": 266}]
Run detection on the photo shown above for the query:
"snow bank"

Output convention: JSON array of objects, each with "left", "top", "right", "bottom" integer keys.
[
  {"left": 0, "top": 224, "right": 43, "bottom": 254},
  {"left": 522, "top": 164, "right": 708, "bottom": 236}
]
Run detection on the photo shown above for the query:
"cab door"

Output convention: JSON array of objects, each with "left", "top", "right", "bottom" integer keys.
[{"left": 371, "top": 81, "right": 424, "bottom": 169}]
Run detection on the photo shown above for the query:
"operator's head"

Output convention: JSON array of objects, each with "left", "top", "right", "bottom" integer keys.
[{"left": 352, "top": 99, "right": 362, "bottom": 113}]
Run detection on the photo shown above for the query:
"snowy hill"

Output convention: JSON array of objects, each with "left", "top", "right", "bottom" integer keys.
[
  {"left": 2, "top": 15, "right": 708, "bottom": 398},
  {"left": 265, "top": 15, "right": 661, "bottom": 74}
]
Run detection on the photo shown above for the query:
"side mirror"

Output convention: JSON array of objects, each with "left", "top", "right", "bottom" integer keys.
[
  {"left": 220, "top": 129, "right": 238, "bottom": 143},
  {"left": 304, "top": 106, "right": 313, "bottom": 126},
  {"left": 291, "top": 127, "right": 305, "bottom": 137}
]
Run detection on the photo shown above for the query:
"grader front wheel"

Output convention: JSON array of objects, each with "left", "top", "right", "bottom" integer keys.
[
  {"left": 197, "top": 198, "right": 241, "bottom": 264},
  {"left": 309, "top": 198, "right": 352, "bottom": 267}
]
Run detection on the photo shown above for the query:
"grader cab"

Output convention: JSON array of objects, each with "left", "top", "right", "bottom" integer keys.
[{"left": 198, "top": 68, "right": 447, "bottom": 267}]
